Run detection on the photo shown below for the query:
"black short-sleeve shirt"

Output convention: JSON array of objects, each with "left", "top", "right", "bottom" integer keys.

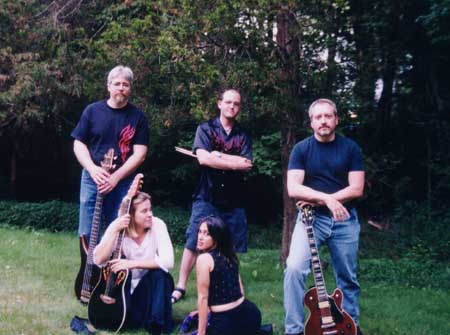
[
  {"left": 288, "top": 134, "right": 363, "bottom": 194},
  {"left": 192, "top": 118, "right": 252, "bottom": 208},
  {"left": 71, "top": 100, "right": 149, "bottom": 168}
]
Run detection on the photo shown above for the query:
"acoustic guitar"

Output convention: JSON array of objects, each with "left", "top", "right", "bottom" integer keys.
[
  {"left": 74, "top": 148, "right": 115, "bottom": 304},
  {"left": 88, "top": 173, "right": 143, "bottom": 333},
  {"left": 300, "top": 204, "right": 357, "bottom": 335}
]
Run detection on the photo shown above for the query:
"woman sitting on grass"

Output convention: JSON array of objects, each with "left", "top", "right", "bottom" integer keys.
[
  {"left": 195, "top": 215, "right": 262, "bottom": 335},
  {"left": 93, "top": 192, "right": 174, "bottom": 335}
]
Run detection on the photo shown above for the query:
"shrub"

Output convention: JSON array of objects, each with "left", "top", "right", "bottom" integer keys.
[
  {"left": 0, "top": 200, "right": 281, "bottom": 249},
  {"left": 359, "top": 257, "right": 450, "bottom": 289},
  {"left": 0, "top": 200, "right": 78, "bottom": 232}
]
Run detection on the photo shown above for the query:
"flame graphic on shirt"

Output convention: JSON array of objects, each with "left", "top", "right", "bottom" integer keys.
[
  {"left": 210, "top": 130, "right": 244, "bottom": 154},
  {"left": 119, "top": 124, "right": 136, "bottom": 163}
]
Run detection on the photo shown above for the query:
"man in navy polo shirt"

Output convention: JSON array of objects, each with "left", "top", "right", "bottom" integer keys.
[
  {"left": 284, "top": 99, "right": 365, "bottom": 335},
  {"left": 71, "top": 65, "right": 149, "bottom": 243},
  {"left": 171, "top": 88, "right": 253, "bottom": 303}
]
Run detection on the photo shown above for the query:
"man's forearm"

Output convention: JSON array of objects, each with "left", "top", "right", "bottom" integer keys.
[
  {"left": 217, "top": 152, "right": 251, "bottom": 163},
  {"left": 73, "top": 140, "right": 97, "bottom": 172},
  {"left": 287, "top": 184, "right": 329, "bottom": 205},
  {"left": 197, "top": 150, "right": 252, "bottom": 171},
  {"left": 111, "top": 145, "right": 147, "bottom": 182},
  {"left": 330, "top": 185, "right": 364, "bottom": 203}
]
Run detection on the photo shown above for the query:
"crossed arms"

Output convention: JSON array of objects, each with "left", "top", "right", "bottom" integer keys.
[{"left": 287, "top": 169, "right": 365, "bottom": 221}]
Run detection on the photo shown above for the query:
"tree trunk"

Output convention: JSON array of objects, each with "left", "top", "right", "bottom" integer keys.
[
  {"left": 276, "top": 6, "right": 301, "bottom": 264},
  {"left": 9, "top": 148, "right": 17, "bottom": 198},
  {"left": 375, "top": 55, "right": 396, "bottom": 146},
  {"left": 281, "top": 124, "right": 297, "bottom": 263}
]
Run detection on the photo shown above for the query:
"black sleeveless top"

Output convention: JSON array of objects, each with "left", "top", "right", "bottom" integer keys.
[{"left": 208, "top": 249, "right": 243, "bottom": 306}]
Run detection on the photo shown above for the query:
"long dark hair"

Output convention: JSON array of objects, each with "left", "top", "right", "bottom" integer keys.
[{"left": 201, "top": 215, "right": 238, "bottom": 264}]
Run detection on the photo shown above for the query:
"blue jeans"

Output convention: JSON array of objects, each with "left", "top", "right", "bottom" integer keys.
[
  {"left": 78, "top": 169, "right": 134, "bottom": 241},
  {"left": 185, "top": 200, "right": 248, "bottom": 252},
  {"left": 284, "top": 208, "right": 361, "bottom": 334}
]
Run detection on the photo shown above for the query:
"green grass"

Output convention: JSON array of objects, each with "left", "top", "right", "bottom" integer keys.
[{"left": 0, "top": 227, "right": 449, "bottom": 335}]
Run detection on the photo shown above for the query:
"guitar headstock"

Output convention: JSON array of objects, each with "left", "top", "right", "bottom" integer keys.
[
  {"left": 297, "top": 202, "right": 314, "bottom": 226},
  {"left": 118, "top": 173, "right": 144, "bottom": 216},
  {"left": 100, "top": 148, "right": 115, "bottom": 172},
  {"left": 127, "top": 173, "right": 144, "bottom": 199}
]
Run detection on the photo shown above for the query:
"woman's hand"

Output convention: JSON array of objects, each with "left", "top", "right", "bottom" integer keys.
[
  {"left": 109, "top": 258, "right": 134, "bottom": 272},
  {"left": 110, "top": 214, "right": 130, "bottom": 233}
]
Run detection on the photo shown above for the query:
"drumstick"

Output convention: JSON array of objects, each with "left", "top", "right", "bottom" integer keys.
[{"left": 175, "top": 146, "right": 197, "bottom": 158}]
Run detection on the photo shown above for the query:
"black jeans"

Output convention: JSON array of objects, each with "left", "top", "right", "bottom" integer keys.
[
  {"left": 125, "top": 269, "right": 175, "bottom": 333},
  {"left": 207, "top": 299, "right": 261, "bottom": 335}
]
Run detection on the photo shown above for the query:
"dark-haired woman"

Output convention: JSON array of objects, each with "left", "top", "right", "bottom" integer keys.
[
  {"left": 195, "top": 216, "right": 261, "bottom": 335},
  {"left": 93, "top": 192, "right": 174, "bottom": 335}
]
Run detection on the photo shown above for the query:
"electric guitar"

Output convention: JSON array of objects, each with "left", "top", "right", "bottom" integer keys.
[
  {"left": 300, "top": 204, "right": 357, "bottom": 335},
  {"left": 74, "top": 148, "right": 115, "bottom": 304},
  {"left": 88, "top": 173, "right": 144, "bottom": 333}
]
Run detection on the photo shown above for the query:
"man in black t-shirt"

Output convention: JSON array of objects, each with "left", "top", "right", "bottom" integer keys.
[
  {"left": 71, "top": 65, "right": 149, "bottom": 242},
  {"left": 171, "top": 88, "right": 253, "bottom": 304},
  {"left": 284, "top": 99, "right": 365, "bottom": 335}
]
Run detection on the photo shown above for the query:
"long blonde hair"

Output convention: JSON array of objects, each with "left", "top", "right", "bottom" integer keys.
[{"left": 126, "top": 191, "right": 152, "bottom": 238}]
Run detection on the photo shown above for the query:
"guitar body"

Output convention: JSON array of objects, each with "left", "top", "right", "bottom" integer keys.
[
  {"left": 88, "top": 267, "right": 130, "bottom": 332},
  {"left": 304, "top": 287, "right": 356, "bottom": 335},
  {"left": 74, "top": 235, "right": 101, "bottom": 302},
  {"left": 88, "top": 173, "right": 143, "bottom": 332},
  {"left": 299, "top": 205, "right": 357, "bottom": 335}
]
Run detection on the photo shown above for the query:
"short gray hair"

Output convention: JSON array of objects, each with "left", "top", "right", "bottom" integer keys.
[
  {"left": 308, "top": 98, "right": 337, "bottom": 118},
  {"left": 107, "top": 65, "right": 134, "bottom": 86}
]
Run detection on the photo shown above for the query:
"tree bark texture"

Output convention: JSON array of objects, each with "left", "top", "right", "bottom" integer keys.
[{"left": 276, "top": 6, "right": 301, "bottom": 264}]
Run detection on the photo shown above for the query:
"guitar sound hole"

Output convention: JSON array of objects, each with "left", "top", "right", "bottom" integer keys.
[{"left": 100, "top": 294, "right": 116, "bottom": 304}]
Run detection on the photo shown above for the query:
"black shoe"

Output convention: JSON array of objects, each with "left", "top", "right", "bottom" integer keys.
[
  {"left": 150, "top": 323, "right": 162, "bottom": 335},
  {"left": 357, "top": 326, "right": 364, "bottom": 335}
]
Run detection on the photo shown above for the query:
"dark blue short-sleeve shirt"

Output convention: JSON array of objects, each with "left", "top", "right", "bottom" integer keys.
[
  {"left": 71, "top": 100, "right": 149, "bottom": 168},
  {"left": 192, "top": 118, "right": 252, "bottom": 208},
  {"left": 288, "top": 134, "right": 363, "bottom": 194}
]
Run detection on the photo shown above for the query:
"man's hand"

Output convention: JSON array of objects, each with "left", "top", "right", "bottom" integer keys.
[
  {"left": 324, "top": 195, "right": 350, "bottom": 221},
  {"left": 97, "top": 172, "right": 120, "bottom": 194},
  {"left": 234, "top": 157, "right": 253, "bottom": 171},
  {"left": 88, "top": 165, "right": 111, "bottom": 186}
]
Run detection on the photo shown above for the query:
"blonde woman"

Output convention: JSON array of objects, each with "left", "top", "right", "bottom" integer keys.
[{"left": 93, "top": 192, "right": 174, "bottom": 335}]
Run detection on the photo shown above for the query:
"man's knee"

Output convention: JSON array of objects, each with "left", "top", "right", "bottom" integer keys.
[{"left": 285, "top": 257, "right": 310, "bottom": 277}]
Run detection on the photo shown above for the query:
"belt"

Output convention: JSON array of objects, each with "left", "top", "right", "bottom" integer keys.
[{"left": 313, "top": 205, "right": 353, "bottom": 216}]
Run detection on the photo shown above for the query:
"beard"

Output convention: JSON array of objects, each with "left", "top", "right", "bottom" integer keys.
[{"left": 318, "top": 127, "right": 333, "bottom": 136}]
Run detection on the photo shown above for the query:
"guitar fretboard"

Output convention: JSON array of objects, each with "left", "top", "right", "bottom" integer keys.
[
  {"left": 81, "top": 192, "right": 104, "bottom": 301},
  {"left": 305, "top": 223, "right": 329, "bottom": 303}
]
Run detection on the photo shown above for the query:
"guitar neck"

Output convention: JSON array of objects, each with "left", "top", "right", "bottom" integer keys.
[
  {"left": 111, "top": 197, "right": 132, "bottom": 260},
  {"left": 304, "top": 215, "right": 329, "bottom": 303},
  {"left": 87, "top": 192, "right": 104, "bottom": 262}
]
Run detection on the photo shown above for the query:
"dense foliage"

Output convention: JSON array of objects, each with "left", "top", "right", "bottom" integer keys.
[
  {"left": 1, "top": 1, "right": 449, "bottom": 256},
  {"left": 1, "top": 199, "right": 449, "bottom": 262},
  {"left": 0, "top": 200, "right": 282, "bottom": 249}
]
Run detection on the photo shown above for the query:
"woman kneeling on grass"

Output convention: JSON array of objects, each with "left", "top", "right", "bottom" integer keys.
[
  {"left": 196, "top": 215, "right": 262, "bottom": 335},
  {"left": 93, "top": 192, "right": 174, "bottom": 335}
]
